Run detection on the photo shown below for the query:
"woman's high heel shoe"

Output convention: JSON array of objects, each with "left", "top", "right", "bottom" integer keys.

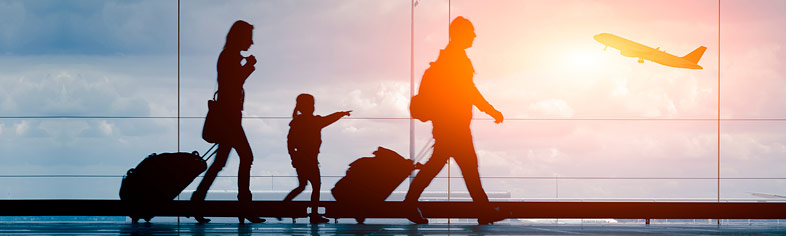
[
  {"left": 238, "top": 216, "right": 266, "bottom": 224},
  {"left": 194, "top": 216, "right": 211, "bottom": 223},
  {"left": 310, "top": 215, "right": 330, "bottom": 224}
]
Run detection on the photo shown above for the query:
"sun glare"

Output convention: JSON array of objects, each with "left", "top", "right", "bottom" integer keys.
[
  {"left": 568, "top": 51, "right": 603, "bottom": 71},
  {"left": 547, "top": 46, "right": 609, "bottom": 79}
]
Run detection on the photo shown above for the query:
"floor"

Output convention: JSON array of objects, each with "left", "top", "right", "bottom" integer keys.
[{"left": 3, "top": 221, "right": 786, "bottom": 235}]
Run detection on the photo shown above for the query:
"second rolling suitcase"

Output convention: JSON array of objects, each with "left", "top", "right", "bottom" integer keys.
[{"left": 331, "top": 146, "right": 418, "bottom": 223}]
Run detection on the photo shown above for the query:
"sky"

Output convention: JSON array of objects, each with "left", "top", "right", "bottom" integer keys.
[{"left": 1, "top": 0, "right": 785, "bottom": 201}]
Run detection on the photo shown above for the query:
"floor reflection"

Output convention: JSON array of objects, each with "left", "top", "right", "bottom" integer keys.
[{"left": 3, "top": 222, "right": 786, "bottom": 235}]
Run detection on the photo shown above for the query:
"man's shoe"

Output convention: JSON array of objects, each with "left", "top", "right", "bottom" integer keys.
[
  {"left": 478, "top": 207, "right": 508, "bottom": 225},
  {"left": 310, "top": 215, "right": 330, "bottom": 224},
  {"left": 407, "top": 207, "right": 428, "bottom": 224},
  {"left": 477, "top": 217, "right": 497, "bottom": 225}
]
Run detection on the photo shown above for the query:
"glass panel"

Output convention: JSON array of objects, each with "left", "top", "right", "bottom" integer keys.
[
  {"left": 448, "top": 0, "right": 718, "bottom": 119},
  {"left": 721, "top": 179, "right": 786, "bottom": 201},
  {"left": 179, "top": 0, "right": 412, "bottom": 118},
  {"left": 721, "top": 121, "right": 786, "bottom": 200},
  {"left": 0, "top": 1, "right": 178, "bottom": 117},
  {"left": 0, "top": 177, "right": 123, "bottom": 200},
  {"left": 434, "top": 120, "right": 717, "bottom": 200},
  {"left": 178, "top": 118, "right": 409, "bottom": 200},
  {"left": 0, "top": 119, "right": 177, "bottom": 175},
  {"left": 0, "top": 118, "right": 177, "bottom": 199},
  {"left": 721, "top": 0, "right": 786, "bottom": 119}
]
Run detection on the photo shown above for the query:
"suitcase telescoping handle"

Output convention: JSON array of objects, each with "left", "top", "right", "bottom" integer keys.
[
  {"left": 412, "top": 138, "right": 435, "bottom": 169},
  {"left": 202, "top": 143, "right": 219, "bottom": 161}
]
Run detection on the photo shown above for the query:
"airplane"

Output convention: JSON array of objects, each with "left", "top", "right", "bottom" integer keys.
[
  {"left": 593, "top": 33, "right": 706, "bottom": 69},
  {"left": 750, "top": 192, "right": 786, "bottom": 199}
]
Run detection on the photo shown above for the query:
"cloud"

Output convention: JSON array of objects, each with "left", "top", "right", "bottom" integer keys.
[
  {"left": 721, "top": 43, "right": 786, "bottom": 118},
  {"left": 528, "top": 99, "right": 575, "bottom": 118},
  {"left": 14, "top": 120, "right": 31, "bottom": 136},
  {"left": 0, "top": 0, "right": 177, "bottom": 55},
  {"left": 0, "top": 55, "right": 176, "bottom": 117},
  {"left": 0, "top": 53, "right": 178, "bottom": 186},
  {"left": 720, "top": 123, "right": 786, "bottom": 178},
  {"left": 0, "top": 118, "right": 177, "bottom": 172}
]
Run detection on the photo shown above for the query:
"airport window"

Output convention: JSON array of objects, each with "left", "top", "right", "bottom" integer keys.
[{"left": 1, "top": 0, "right": 785, "bottom": 224}]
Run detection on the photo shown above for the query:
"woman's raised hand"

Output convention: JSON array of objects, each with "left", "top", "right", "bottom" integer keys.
[{"left": 245, "top": 55, "right": 257, "bottom": 66}]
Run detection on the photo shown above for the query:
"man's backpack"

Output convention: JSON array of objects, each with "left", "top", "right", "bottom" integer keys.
[{"left": 410, "top": 61, "right": 443, "bottom": 122}]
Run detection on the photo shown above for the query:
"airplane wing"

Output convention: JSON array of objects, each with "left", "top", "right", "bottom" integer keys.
[{"left": 751, "top": 192, "right": 786, "bottom": 199}]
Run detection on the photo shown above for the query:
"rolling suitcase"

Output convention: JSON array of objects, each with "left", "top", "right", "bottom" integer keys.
[
  {"left": 119, "top": 144, "right": 217, "bottom": 223},
  {"left": 331, "top": 146, "right": 424, "bottom": 223}
]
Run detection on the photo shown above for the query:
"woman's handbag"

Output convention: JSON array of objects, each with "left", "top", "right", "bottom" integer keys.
[{"left": 202, "top": 92, "right": 223, "bottom": 144}]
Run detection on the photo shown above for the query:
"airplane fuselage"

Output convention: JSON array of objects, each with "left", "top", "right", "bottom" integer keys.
[{"left": 593, "top": 33, "right": 704, "bottom": 69}]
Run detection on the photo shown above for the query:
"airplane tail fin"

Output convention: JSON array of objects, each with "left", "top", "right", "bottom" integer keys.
[{"left": 682, "top": 46, "right": 706, "bottom": 64}]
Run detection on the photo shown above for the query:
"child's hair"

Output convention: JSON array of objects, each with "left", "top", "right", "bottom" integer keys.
[{"left": 292, "top": 93, "right": 315, "bottom": 118}]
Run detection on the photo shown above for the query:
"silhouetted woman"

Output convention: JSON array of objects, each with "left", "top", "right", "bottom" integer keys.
[
  {"left": 283, "top": 93, "right": 351, "bottom": 224},
  {"left": 191, "top": 20, "right": 264, "bottom": 224}
]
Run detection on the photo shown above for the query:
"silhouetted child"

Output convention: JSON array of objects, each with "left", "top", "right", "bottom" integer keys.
[{"left": 283, "top": 93, "right": 351, "bottom": 224}]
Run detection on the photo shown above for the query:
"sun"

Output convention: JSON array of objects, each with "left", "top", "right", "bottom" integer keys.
[
  {"left": 568, "top": 51, "right": 603, "bottom": 71},
  {"left": 542, "top": 45, "right": 612, "bottom": 81}
]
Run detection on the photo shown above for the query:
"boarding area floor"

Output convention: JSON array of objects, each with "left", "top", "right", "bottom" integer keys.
[{"left": 3, "top": 222, "right": 786, "bottom": 235}]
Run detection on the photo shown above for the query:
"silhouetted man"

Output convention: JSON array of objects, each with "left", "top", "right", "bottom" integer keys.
[{"left": 405, "top": 16, "right": 504, "bottom": 225}]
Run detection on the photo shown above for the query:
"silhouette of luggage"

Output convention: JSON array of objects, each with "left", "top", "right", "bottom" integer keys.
[
  {"left": 331, "top": 146, "right": 418, "bottom": 223},
  {"left": 119, "top": 144, "right": 217, "bottom": 223}
]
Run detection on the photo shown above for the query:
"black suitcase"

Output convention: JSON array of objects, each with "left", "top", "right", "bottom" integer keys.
[
  {"left": 331, "top": 146, "right": 417, "bottom": 223},
  {"left": 119, "top": 144, "right": 217, "bottom": 223}
]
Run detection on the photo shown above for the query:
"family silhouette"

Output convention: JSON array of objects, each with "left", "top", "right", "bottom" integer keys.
[{"left": 138, "top": 16, "right": 506, "bottom": 225}]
